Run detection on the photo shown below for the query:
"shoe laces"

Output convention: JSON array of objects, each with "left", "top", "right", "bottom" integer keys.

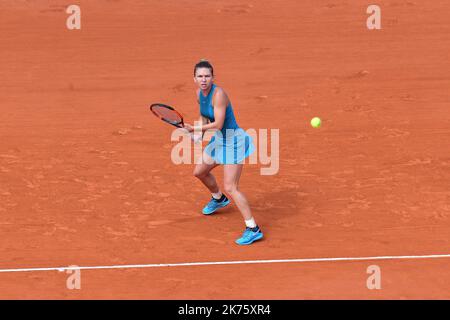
[
  {"left": 242, "top": 228, "right": 257, "bottom": 239},
  {"left": 207, "top": 199, "right": 218, "bottom": 208}
]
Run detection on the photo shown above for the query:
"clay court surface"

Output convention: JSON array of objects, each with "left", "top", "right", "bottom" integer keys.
[{"left": 0, "top": 0, "right": 449, "bottom": 299}]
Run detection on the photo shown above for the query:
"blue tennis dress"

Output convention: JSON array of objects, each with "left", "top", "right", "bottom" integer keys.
[{"left": 200, "top": 84, "right": 255, "bottom": 164}]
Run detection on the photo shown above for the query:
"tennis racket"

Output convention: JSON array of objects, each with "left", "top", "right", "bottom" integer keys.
[
  {"left": 149, "top": 103, "right": 202, "bottom": 143},
  {"left": 150, "top": 103, "right": 184, "bottom": 128}
]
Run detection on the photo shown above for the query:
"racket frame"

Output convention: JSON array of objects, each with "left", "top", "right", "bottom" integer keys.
[{"left": 150, "top": 103, "right": 184, "bottom": 128}]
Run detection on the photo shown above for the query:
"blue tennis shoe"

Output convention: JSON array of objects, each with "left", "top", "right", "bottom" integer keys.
[
  {"left": 202, "top": 195, "right": 230, "bottom": 215},
  {"left": 235, "top": 227, "right": 264, "bottom": 245}
]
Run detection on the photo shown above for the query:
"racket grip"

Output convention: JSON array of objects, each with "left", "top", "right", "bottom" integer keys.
[{"left": 190, "top": 132, "right": 202, "bottom": 144}]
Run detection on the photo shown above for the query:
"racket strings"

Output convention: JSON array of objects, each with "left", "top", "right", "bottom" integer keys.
[{"left": 151, "top": 105, "right": 183, "bottom": 125}]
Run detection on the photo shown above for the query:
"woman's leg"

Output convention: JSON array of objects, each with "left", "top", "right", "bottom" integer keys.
[
  {"left": 194, "top": 152, "right": 230, "bottom": 215},
  {"left": 193, "top": 152, "right": 220, "bottom": 194},
  {"left": 223, "top": 164, "right": 252, "bottom": 221},
  {"left": 224, "top": 164, "right": 263, "bottom": 245}
]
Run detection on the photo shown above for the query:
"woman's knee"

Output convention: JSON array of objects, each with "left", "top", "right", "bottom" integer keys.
[
  {"left": 193, "top": 169, "right": 204, "bottom": 179},
  {"left": 193, "top": 167, "right": 208, "bottom": 179},
  {"left": 224, "top": 183, "right": 238, "bottom": 195}
]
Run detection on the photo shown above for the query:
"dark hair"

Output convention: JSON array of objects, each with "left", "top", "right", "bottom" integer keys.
[{"left": 194, "top": 59, "right": 214, "bottom": 76}]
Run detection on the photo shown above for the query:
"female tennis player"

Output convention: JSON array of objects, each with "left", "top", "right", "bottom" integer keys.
[{"left": 183, "top": 60, "right": 263, "bottom": 245}]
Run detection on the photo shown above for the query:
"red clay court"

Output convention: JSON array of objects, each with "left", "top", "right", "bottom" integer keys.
[{"left": 0, "top": 0, "right": 449, "bottom": 299}]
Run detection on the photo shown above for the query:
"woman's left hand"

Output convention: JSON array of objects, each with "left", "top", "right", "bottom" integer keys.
[{"left": 183, "top": 123, "right": 194, "bottom": 132}]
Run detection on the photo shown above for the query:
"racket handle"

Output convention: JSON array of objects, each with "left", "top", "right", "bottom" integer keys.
[{"left": 190, "top": 132, "right": 202, "bottom": 144}]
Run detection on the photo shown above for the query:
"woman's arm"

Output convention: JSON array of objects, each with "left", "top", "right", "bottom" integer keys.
[
  {"left": 194, "top": 89, "right": 210, "bottom": 127},
  {"left": 200, "top": 115, "right": 209, "bottom": 125},
  {"left": 186, "top": 88, "right": 227, "bottom": 132}
]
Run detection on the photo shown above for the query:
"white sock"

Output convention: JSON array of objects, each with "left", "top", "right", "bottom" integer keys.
[
  {"left": 212, "top": 192, "right": 222, "bottom": 200},
  {"left": 245, "top": 217, "right": 257, "bottom": 229}
]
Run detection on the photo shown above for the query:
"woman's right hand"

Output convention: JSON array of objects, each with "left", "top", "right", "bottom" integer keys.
[{"left": 183, "top": 123, "right": 194, "bottom": 133}]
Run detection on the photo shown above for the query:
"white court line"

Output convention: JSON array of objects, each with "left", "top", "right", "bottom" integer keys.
[{"left": 1, "top": 254, "right": 450, "bottom": 273}]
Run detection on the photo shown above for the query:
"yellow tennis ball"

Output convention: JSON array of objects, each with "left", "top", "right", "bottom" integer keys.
[{"left": 311, "top": 117, "right": 321, "bottom": 128}]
